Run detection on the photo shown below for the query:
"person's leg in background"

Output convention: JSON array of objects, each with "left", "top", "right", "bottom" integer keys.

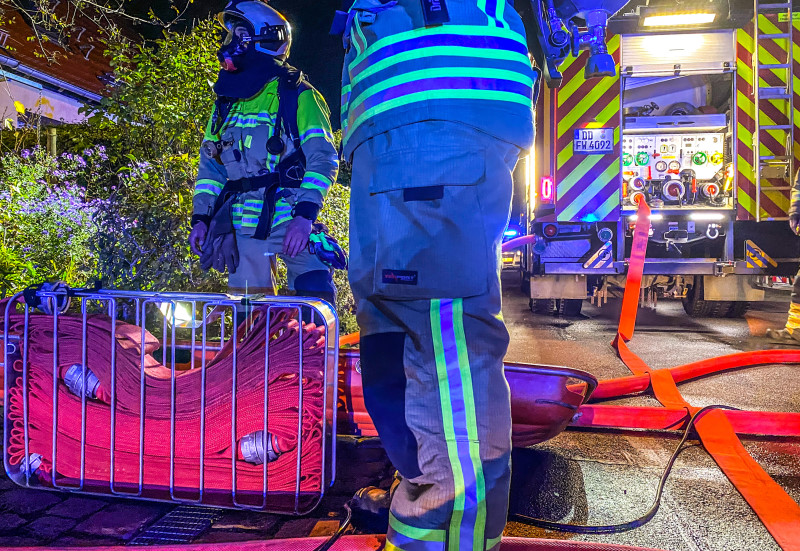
[
  {"left": 349, "top": 121, "right": 520, "bottom": 550},
  {"left": 228, "top": 231, "right": 277, "bottom": 296},
  {"left": 227, "top": 231, "right": 276, "bottom": 326},
  {"left": 766, "top": 268, "right": 800, "bottom": 344},
  {"left": 267, "top": 221, "right": 336, "bottom": 324}
]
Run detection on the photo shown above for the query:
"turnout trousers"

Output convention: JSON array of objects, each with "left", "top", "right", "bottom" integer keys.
[
  {"left": 228, "top": 222, "right": 334, "bottom": 300},
  {"left": 349, "top": 121, "right": 520, "bottom": 551}
]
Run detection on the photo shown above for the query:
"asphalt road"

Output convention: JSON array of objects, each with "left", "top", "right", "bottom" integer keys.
[
  {"left": 0, "top": 275, "right": 797, "bottom": 549},
  {"left": 500, "top": 271, "right": 800, "bottom": 551}
]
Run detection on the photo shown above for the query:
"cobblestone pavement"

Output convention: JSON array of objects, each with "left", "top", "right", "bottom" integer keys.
[
  {"left": 0, "top": 276, "right": 798, "bottom": 548},
  {"left": 0, "top": 435, "right": 394, "bottom": 546}
]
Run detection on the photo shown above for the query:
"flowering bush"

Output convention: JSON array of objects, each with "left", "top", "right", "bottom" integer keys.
[{"left": 0, "top": 147, "right": 109, "bottom": 295}]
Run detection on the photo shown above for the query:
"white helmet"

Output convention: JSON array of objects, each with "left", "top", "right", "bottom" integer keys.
[{"left": 219, "top": 1, "right": 292, "bottom": 59}]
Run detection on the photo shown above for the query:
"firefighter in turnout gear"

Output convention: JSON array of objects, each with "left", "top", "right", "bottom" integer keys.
[
  {"left": 766, "top": 169, "right": 800, "bottom": 345},
  {"left": 340, "top": 1, "right": 537, "bottom": 549},
  {"left": 189, "top": 0, "right": 341, "bottom": 301}
]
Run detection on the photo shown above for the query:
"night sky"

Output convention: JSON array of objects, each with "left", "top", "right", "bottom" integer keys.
[{"left": 130, "top": 0, "right": 346, "bottom": 127}]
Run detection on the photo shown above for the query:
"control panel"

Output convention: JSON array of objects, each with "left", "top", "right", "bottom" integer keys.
[{"left": 622, "top": 132, "right": 728, "bottom": 209}]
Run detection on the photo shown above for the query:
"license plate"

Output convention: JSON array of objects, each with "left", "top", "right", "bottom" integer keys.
[{"left": 573, "top": 128, "right": 614, "bottom": 155}]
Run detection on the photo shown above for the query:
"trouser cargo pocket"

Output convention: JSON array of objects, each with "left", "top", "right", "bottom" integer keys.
[{"left": 369, "top": 141, "right": 490, "bottom": 299}]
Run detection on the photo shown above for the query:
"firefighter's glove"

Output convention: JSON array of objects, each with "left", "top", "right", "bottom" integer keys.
[
  {"left": 189, "top": 221, "right": 208, "bottom": 256},
  {"left": 199, "top": 221, "right": 240, "bottom": 274},
  {"left": 791, "top": 214, "right": 800, "bottom": 236},
  {"left": 308, "top": 223, "right": 348, "bottom": 270}
]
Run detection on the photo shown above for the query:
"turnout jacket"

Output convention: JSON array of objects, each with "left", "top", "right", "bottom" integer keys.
[
  {"left": 193, "top": 78, "right": 339, "bottom": 234},
  {"left": 340, "top": 0, "right": 536, "bottom": 159}
]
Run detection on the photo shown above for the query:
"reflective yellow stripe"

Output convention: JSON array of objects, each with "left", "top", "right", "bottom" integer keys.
[
  {"left": 452, "top": 299, "right": 486, "bottom": 551},
  {"left": 786, "top": 301, "right": 800, "bottom": 331},
  {"left": 431, "top": 299, "right": 467, "bottom": 550},
  {"left": 389, "top": 513, "right": 446, "bottom": 543}
]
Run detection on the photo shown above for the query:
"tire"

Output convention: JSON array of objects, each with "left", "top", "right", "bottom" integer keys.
[
  {"left": 556, "top": 299, "right": 583, "bottom": 317},
  {"left": 682, "top": 280, "right": 736, "bottom": 318},
  {"left": 530, "top": 298, "right": 554, "bottom": 315},
  {"left": 725, "top": 301, "right": 750, "bottom": 318}
]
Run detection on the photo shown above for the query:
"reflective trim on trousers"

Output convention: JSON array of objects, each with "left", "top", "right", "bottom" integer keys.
[
  {"left": 387, "top": 512, "right": 446, "bottom": 551},
  {"left": 431, "top": 298, "right": 487, "bottom": 551}
]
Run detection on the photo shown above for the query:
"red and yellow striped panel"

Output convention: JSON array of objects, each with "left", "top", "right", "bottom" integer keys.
[
  {"left": 554, "top": 35, "right": 621, "bottom": 223},
  {"left": 736, "top": 14, "right": 799, "bottom": 220}
]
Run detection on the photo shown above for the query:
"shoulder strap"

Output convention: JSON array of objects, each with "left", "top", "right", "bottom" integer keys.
[{"left": 277, "top": 71, "right": 309, "bottom": 149}]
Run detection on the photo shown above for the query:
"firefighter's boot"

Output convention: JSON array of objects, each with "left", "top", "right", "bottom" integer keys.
[
  {"left": 766, "top": 327, "right": 800, "bottom": 345},
  {"left": 767, "top": 302, "right": 800, "bottom": 345},
  {"left": 349, "top": 473, "right": 401, "bottom": 533}
]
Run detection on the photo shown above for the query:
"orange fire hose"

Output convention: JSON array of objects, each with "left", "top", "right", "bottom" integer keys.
[
  {"left": 341, "top": 216, "right": 800, "bottom": 546},
  {"left": 609, "top": 201, "right": 800, "bottom": 550}
]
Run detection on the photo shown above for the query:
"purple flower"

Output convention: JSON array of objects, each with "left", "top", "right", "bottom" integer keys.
[{"left": 21, "top": 149, "right": 30, "bottom": 159}]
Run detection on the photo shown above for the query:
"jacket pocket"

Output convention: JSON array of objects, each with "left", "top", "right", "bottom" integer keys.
[
  {"left": 219, "top": 130, "right": 247, "bottom": 181},
  {"left": 370, "top": 146, "right": 490, "bottom": 299}
]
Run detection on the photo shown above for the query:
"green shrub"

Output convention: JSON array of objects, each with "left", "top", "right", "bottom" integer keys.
[{"left": 0, "top": 147, "right": 106, "bottom": 295}]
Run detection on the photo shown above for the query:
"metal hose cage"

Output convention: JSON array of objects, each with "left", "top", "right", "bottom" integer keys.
[{"left": 2, "top": 287, "right": 339, "bottom": 515}]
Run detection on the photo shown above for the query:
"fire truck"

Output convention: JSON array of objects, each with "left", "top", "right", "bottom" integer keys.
[{"left": 512, "top": 0, "right": 800, "bottom": 317}]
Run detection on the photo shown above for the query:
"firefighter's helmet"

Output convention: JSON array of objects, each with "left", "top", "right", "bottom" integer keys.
[{"left": 219, "top": 1, "right": 291, "bottom": 59}]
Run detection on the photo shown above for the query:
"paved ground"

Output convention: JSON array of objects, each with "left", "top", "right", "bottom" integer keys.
[
  {"left": 0, "top": 274, "right": 798, "bottom": 549},
  {"left": 500, "top": 273, "right": 800, "bottom": 551}
]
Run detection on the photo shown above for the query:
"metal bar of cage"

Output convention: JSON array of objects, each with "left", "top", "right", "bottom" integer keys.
[{"left": 2, "top": 287, "right": 339, "bottom": 515}]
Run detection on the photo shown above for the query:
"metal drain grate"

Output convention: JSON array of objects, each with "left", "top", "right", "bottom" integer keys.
[{"left": 128, "top": 505, "right": 224, "bottom": 545}]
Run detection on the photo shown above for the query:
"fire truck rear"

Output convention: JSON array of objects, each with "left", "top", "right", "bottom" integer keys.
[{"left": 513, "top": 1, "right": 800, "bottom": 317}]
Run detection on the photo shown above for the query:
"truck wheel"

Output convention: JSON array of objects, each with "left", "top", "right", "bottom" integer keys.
[
  {"left": 682, "top": 286, "right": 733, "bottom": 318},
  {"left": 521, "top": 276, "right": 531, "bottom": 296},
  {"left": 725, "top": 301, "right": 750, "bottom": 318},
  {"left": 556, "top": 299, "right": 583, "bottom": 317},
  {"left": 530, "top": 299, "right": 554, "bottom": 315}
]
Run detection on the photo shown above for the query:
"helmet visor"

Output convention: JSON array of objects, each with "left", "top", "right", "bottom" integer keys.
[
  {"left": 220, "top": 13, "right": 254, "bottom": 43},
  {"left": 252, "top": 24, "right": 289, "bottom": 51}
]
